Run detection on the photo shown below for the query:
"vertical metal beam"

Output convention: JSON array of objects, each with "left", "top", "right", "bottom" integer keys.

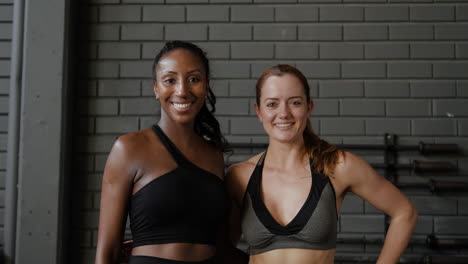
[
  {"left": 14, "top": 0, "right": 72, "bottom": 263},
  {"left": 4, "top": 0, "right": 25, "bottom": 262}
]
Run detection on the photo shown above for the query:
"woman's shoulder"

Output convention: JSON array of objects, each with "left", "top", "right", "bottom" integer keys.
[
  {"left": 112, "top": 128, "right": 160, "bottom": 157},
  {"left": 225, "top": 152, "right": 264, "bottom": 199}
]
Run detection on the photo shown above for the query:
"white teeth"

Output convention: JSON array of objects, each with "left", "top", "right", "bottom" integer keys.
[
  {"left": 276, "top": 123, "right": 293, "bottom": 127},
  {"left": 173, "top": 103, "right": 191, "bottom": 109}
]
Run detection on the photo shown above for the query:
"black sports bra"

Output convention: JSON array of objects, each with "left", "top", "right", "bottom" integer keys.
[
  {"left": 241, "top": 152, "right": 337, "bottom": 255},
  {"left": 129, "top": 125, "right": 230, "bottom": 247}
]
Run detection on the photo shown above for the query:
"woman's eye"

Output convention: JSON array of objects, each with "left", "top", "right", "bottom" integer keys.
[
  {"left": 266, "top": 102, "right": 276, "bottom": 107},
  {"left": 163, "top": 79, "right": 175, "bottom": 84},
  {"left": 189, "top": 77, "right": 201, "bottom": 83},
  {"left": 292, "top": 101, "right": 302, "bottom": 105}
]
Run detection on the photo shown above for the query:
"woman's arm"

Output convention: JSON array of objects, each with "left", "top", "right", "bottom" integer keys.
[
  {"left": 95, "top": 136, "right": 138, "bottom": 264},
  {"left": 335, "top": 152, "right": 418, "bottom": 264}
]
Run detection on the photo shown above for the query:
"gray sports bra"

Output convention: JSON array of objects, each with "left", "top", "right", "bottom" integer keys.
[{"left": 241, "top": 152, "right": 337, "bottom": 255}]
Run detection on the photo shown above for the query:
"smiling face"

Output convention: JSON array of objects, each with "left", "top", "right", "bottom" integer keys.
[
  {"left": 153, "top": 48, "right": 208, "bottom": 127},
  {"left": 255, "top": 73, "right": 313, "bottom": 144}
]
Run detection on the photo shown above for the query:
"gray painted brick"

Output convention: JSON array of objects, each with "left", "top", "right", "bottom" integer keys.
[
  {"left": 411, "top": 196, "right": 457, "bottom": 215},
  {"left": 341, "top": 99, "right": 385, "bottom": 116},
  {"left": 98, "top": 80, "right": 141, "bottom": 97},
  {"left": 312, "top": 99, "right": 339, "bottom": 116},
  {"left": 187, "top": 5, "right": 229, "bottom": 22},
  {"left": 211, "top": 80, "right": 229, "bottom": 97},
  {"left": 0, "top": 60, "right": 9, "bottom": 76},
  {"left": 413, "top": 216, "right": 433, "bottom": 234},
  {"left": 320, "top": 43, "right": 364, "bottom": 59},
  {"left": 79, "top": 98, "right": 118, "bottom": 116},
  {"left": 99, "top": 43, "right": 140, "bottom": 59},
  {"left": 435, "top": 216, "right": 468, "bottom": 234},
  {"left": 211, "top": 61, "right": 250, "bottom": 78},
  {"left": 320, "top": 118, "right": 365, "bottom": 135},
  {"left": 343, "top": 24, "right": 388, "bottom": 40},
  {"left": 0, "top": 152, "right": 5, "bottom": 170},
  {"left": 211, "top": 0, "right": 250, "bottom": 2},
  {"left": 275, "top": 43, "right": 318, "bottom": 59},
  {"left": 456, "top": 43, "right": 468, "bottom": 58},
  {"left": 209, "top": 24, "right": 252, "bottom": 40},
  {"left": 275, "top": 6, "right": 318, "bottom": 22},
  {"left": 365, "top": 43, "right": 409, "bottom": 59},
  {"left": 388, "top": 62, "right": 432, "bottom": 78},
  {"left": 216, "top": 98, "right": 250, "bottom": 115},
  {"left": 0, "top": 133, "right": 6, "bottom": 151},
  {"left": 0, "top": 116, "right": 8, "bottom": 132},
  {"left": 120, "top": 98, "right": 160, "bottom": 115},
  {"left": 232, "top": 6, "right": 274, "bottom": 22},
  {"left": 366, "top": 118, "right": 411, "bottom": 135},
  {"left": 0, "top": 23, "right": 11, "bottom": 40},
  {"left": 435, "top": 24, "right": 468, "bottom": 40},
  {"left": 298, "top": 24, "right": 342, "bottom": 41},
  {"left": 142, "top": 80, "right": 156, "bottom": 96},
  {"left": 457, "top": 6, "right": 468, "bottom": 21},
  {"left": 0, "top": 5, "right": 12, "bottom": 21},
  {"left": 165, "top": 24, "right": 207, "bottom": 41},
  {"left": 341, "top": 215, "right": 385, "bottom": 233},
  {"left": 87, "top": 61, "right": 119, "bottom": 78},
  {"left": 0, "top": 42, "right": 10, "bottom": 58},
  {"left": 229, "top": 80, "right": 256, "bottom": 97},
  {"left": 143, "top": 6, "right": 185, "bottom": 22},
  {"left": 166, "top": 0, "right": 208, "bottom": 3},
  {"left": 411, "top": 81, "right": 456, "bottom": 98},
  {"left": 460, "top": 119, "right": 468, "bottom": 136},
  {"left": 342, "top": 62, "right": 386, "bottom": 79},
  {"left": 254, "top": 24, "right": 297, "bottom": 40},
  {"left": 296, "top": 62, "right": 340, "bottom": 78},
  {"left": 90, "top": 0, "right": 119, "bottom": 3},
  {"left": 194, "top": 42, "right": 230, "bottom": 59},
  {"left": 120, "top": 61, "right": 152, "bottom": 78},
  {"left": 142, "top": 42, "right": 165, "bottom": 59},
  {"left": 140, "top": 116, "right": 159, "bottom": 130},
  {"left": 96, "top": 117, "right": 139, "bottom": 134},
  {"left": 100, "top": 5, "right": 141, "bottom": 22},
  {"left": 458, "top": 81, "right": 468, "bottom": 97},
  {"left": 88, "top": 24, "right": 119, "bottom": 41},
  {"left": 411, "top": 43, "right": 454, "bottom": 59},
  {"left": 250, "top": 62, "right": 289, "bottom": 79},
  {"left": 255, "top": 0, "right": 296, "bottom": 2},
  {"left": 459, "top": 198, "right": 468, "bottom": 215},
  {"left": 390, "top": 24, "right": 433, "bottom": 40},
  {"left": 320, "top": 6, "right": 364, "bottom": 22},
  {"left": 0, "top": 79, "right": 9, "bottom": 94},
  {"left": 411, "top": 5, "right": 455, "bottom": 21},
  {"left": 121, "top": 24, "right": 163, "bottom": 40},
  {"left": 434, "top": 99, "right": 468, "bottom": 116},
  {"left": 434, "top": 62, "right": 468, "bottom": 78},
  {"left": 340, "top": 195, "right": 364, "bottom": 214},
  {"left": 386, "top": 99, "right": 431, "bottom": 117},
  {"left": 230, "top": 117, "right": 264, "bottom": 135},
  {"left": 84, "top": 6, "right": 98, "bottom": 23},
  {"left": 231, "top": 43, "right": 274, "bottom": 59},
  {"left": 412, "top": 119, "right": 457, "bottom": 136},
  {"left": 365, "top": 6, "right": 409, "bottom": 21},
  {"left": 0, "top": 97, "right": 8, "bottom": 113},
  {"left": 365, "top": 81, "right": 409, "bottom": 98},
  {"left": 319, "top": 81, "right": 364, "bottom": 98}
]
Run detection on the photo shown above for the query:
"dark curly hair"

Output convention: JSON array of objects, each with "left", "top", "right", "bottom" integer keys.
[{"left": 152, "top": 41, "right": 229, "bottom": 152}]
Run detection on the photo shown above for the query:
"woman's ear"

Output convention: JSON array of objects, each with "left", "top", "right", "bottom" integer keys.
[
  {"left": 307, "top": 99, "right": 314, "bottom": 115},
  {"left": 153, "top": 83, "right": 159, "bottom": 100},
  {"left": 254, "top": 103, "right": 262, "bottom": 123}
]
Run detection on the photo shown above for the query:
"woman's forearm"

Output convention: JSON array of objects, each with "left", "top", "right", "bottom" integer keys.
[{"left": 377, "top": 207, "right": 418, "bottom": 264}]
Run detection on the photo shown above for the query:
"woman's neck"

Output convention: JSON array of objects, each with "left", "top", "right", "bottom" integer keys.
[{"left": 265, "top": 138, "right": 309, "bottom": 170}]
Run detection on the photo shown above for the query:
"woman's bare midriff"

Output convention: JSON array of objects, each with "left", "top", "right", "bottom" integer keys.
[
  {"left": 131, "top": 243, "right": 216, "bottom": 261},
  {"left": 249, "top": 248, "right": 336, "bottom": 264}
]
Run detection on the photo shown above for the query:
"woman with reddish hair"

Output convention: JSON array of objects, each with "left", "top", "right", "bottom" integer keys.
[{"left": 226, "top": 64, "right": 417, "bottom": 264}]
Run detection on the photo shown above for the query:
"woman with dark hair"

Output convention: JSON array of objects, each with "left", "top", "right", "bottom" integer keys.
[
  {"left": 226, "top": 64, "right": 417, "bottom": 263},
  {"left": 95, "top": 41, "right": 231, "bottom": 264}
]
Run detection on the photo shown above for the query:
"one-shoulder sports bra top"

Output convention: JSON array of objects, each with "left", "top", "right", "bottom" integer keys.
[
  {"left": 241, "top": 152, "right": 337, "bottom": 255},
  {"left": 129, "top": 125, "right": 230, "bottom": 247}
]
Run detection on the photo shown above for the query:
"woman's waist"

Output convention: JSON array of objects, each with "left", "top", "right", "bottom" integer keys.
[
  {"left": 249, "top": 247, "right": 335, "bottom": 264},
  {"left": 131, "top": 243, "right": 216, "bottom": 262}
]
